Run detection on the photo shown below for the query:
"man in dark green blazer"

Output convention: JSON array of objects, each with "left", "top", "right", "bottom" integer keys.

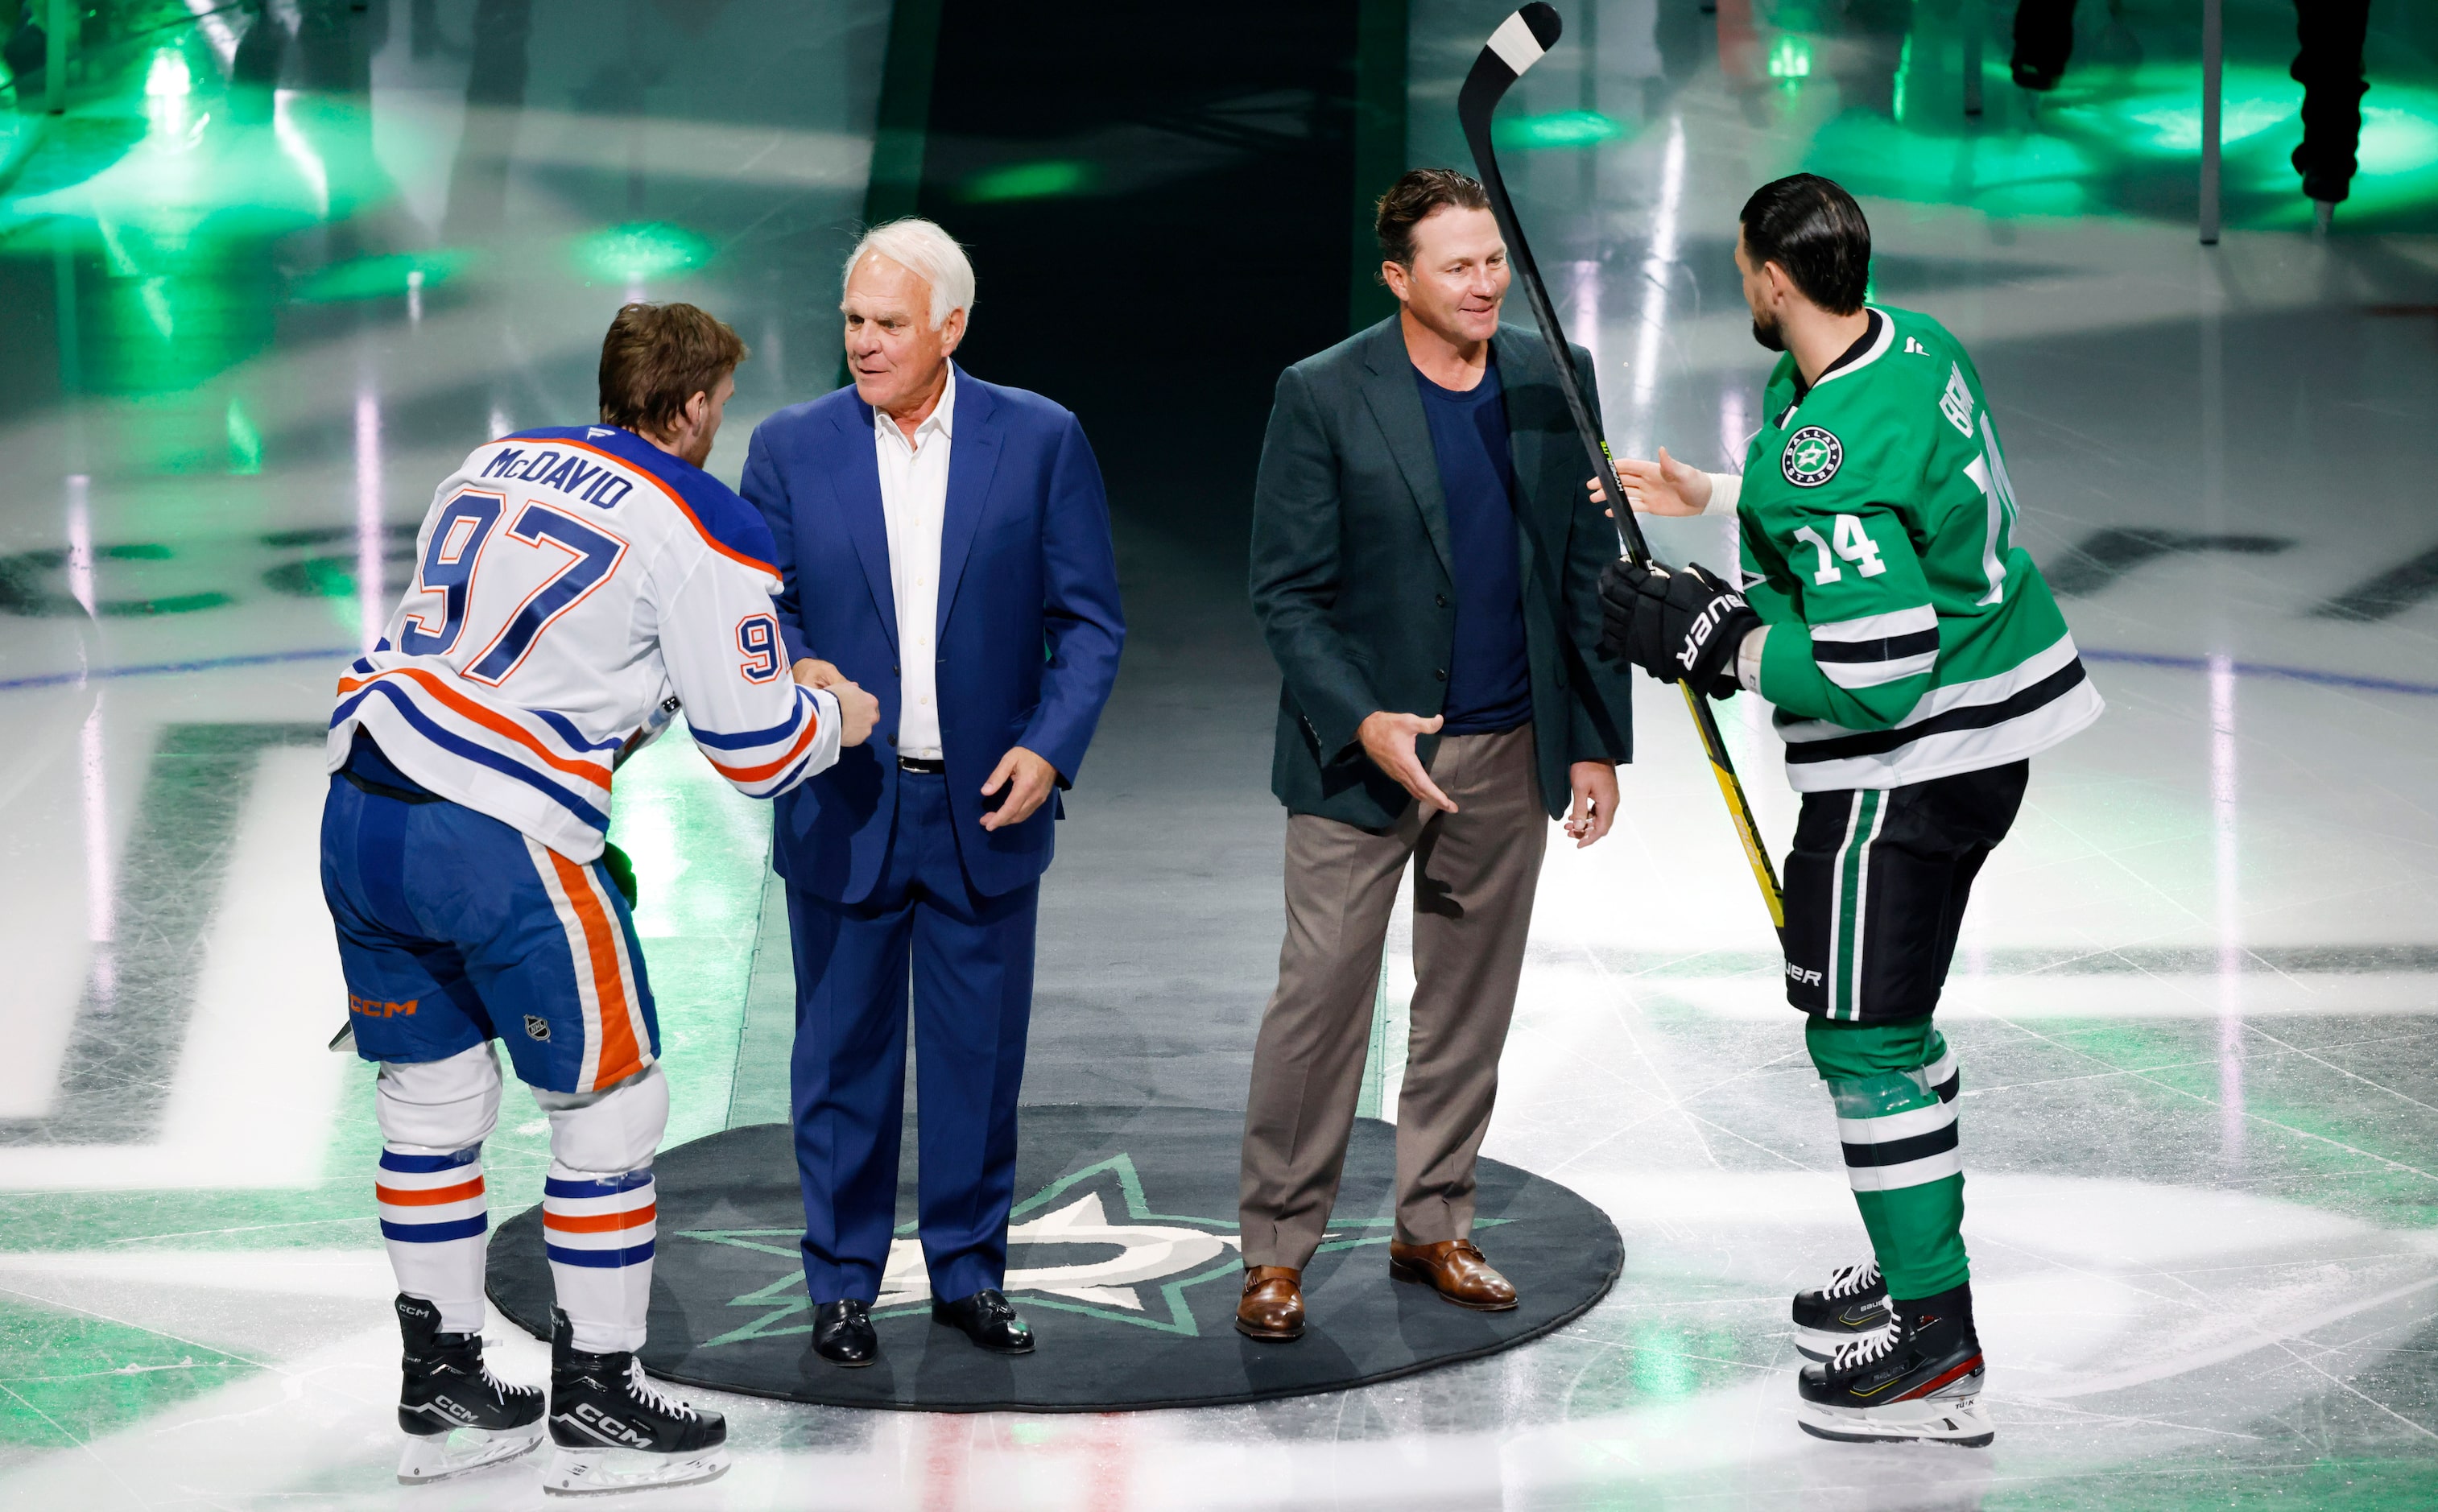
[{"left": 1234, "top": 169, "right": 1634, "bottom": 1341}]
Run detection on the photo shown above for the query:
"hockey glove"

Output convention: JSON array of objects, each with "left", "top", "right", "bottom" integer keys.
[
  {"left": 1596, "top": 559, "right": 1758, "bottom": 700},
  {"left": 601, "top": 841, "right": 639, "bottom": 911}
]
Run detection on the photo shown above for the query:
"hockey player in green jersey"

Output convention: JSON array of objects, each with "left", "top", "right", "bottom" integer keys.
[{"left": 1593, "top": 174, "right": 2102, "bottom": 1448}]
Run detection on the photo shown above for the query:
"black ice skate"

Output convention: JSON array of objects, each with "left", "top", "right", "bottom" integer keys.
[
  {"left": 393, "top": 1294, "right": 544, "bottom": 1485},
  {"left": 1795, "top": 1283, "right": 1993, "bottom": 1447},
  {"left": 1791, "top": 1258, "right": 1890, "bottom": 1362},
  {"left": 543, "top": 1308, "right": 729, "bottom": 1496}
]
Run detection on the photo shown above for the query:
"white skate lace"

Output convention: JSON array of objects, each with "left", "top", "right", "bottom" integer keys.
[
  {"left": 1828, "top": 1316, "right": 1902, "bottom": 1374},
  {"left": 1820, "top": 1260, "right": 1880, "bottom": 1300},
  {"left": 622, "top": 1358, "right": 697, "bottom": 1421}
]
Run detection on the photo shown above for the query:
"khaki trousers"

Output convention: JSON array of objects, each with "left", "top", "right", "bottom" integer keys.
[{"left": 1238, "top": 724, "right": 1548, "bottom": 1270}]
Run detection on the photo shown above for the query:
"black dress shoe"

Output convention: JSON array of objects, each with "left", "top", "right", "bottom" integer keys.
[
  {"left": 813, "top": 1299, "right": 877, "bottom": 1366},
  {"left": 931, "top": 1288, "right": 1034, "bottom": 1354}
]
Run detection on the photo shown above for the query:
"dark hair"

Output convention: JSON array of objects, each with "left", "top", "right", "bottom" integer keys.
[
  {"left": 1738, "top": 174, "right": 1871, "bottom": 316},
  {"left": 598, "top": 302, "right": 749, "bottom": 436},
  {"left": 1376, "top": 167, "right": 1493, "bottom": 269}
]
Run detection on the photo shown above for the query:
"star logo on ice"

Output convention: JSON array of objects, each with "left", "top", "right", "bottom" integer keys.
[
  {"left": 676, "top": 1152, "right": 1407, "bottom": 1342},
  {"left": 1782, "top": 426, "right": 1842, "bottom": 488}
]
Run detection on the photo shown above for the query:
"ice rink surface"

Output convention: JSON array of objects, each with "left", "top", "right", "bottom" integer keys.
[{"left": 2, "top": 0, "right": 2437, "bottom": 1506}]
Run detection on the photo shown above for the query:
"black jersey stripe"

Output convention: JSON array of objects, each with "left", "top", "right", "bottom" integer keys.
[
  {"left": 1841, "top": 1123, "right": 1961, "bottom": 1168},
  {"left": 1812, "top": 630, "right": 1942, "bottom": 664},
  {"left": 1786, "top": 659, "right": 2089, "bottom": 766}
]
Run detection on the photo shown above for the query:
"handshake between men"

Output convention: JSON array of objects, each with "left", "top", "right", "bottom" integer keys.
[
  {"left": 791, "top": 657, "right": 880, "bottom": 750},
  {"left": 791, "top": 655, "right": 1061, "bottom": 832}
]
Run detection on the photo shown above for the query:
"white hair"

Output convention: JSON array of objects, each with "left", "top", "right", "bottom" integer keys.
[{"left": 843, "top": 218, "right": 975, "bottom": 330}]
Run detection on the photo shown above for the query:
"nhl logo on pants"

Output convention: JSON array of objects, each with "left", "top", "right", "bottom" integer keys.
[{"left": 525, "top": 1015, "right": 552, "bottom": 1042}]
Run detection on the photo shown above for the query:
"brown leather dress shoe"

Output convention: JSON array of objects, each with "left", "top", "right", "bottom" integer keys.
[
  {"left": 1235, "top": 1265, "right": 1305, "bottom": 1340},
  {"left": 1387, "top": 1238, "right": 1519, "bottom": 1311}
]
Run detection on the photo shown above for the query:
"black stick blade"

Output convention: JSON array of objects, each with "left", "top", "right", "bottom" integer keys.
[
  {"left": 1506, "top": 3, "right": 1564, "bottom": 61},
  {"left": 1460, "top": 5, "right": 1563, "bottom": 125}
]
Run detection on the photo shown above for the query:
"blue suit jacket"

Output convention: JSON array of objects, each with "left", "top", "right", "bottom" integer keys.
[{"left": 740, "top": 367, "right": 1126, "bottom": 903}]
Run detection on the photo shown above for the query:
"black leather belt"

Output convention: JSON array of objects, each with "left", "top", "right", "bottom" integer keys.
[{"left": 898, "top": 755, "right": 946, "bottom": 775}]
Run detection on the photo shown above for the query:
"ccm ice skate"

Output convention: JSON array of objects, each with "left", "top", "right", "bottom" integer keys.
[
  {"left": 392, "top": 1295, "right": 545, "bottom": 1485},
  {"left": 543, "top": 1308, "right": 729, "bottom": 1496},
  {"left": 1795, "top": 1283, "right": 1993, "bottom": 1447},
  {"left": 1792, "top": 1258, "right": 1890, "bottom": 1362}
]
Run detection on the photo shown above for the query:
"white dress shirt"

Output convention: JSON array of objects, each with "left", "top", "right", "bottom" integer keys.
[{"left": 874, "top": 368, "right": 955, "bottom": 760}]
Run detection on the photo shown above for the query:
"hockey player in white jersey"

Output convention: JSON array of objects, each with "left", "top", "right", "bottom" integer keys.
[{"left": 320, "top": 303, "right": 878, "bottom": 1493}]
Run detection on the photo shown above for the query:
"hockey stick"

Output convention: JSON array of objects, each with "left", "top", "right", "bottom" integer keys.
[{"left": 1458, "top": 4, "right": 1784, "bottom": 927}]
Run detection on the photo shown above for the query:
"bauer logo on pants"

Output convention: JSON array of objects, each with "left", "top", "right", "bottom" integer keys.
[{"left": 1783, "top": 426, "right": 1843, "bottom": 487}]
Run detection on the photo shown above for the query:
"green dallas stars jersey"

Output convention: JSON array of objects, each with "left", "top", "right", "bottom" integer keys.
[{"left": 1734, "top": 304, "right": 2102, "bottom": 791}]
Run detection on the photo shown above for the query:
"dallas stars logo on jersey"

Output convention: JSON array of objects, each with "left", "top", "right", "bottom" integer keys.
[
  {"left": 1734, "top": 305, "right": 2103, "bottom": 791},
  {"left": 1783, "top": 426, "right": 1843, "bottom": 487}
]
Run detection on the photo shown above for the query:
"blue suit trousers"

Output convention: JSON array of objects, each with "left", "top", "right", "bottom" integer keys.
[{"left": 788, "top": 770, "right": 1038, "bottom": 1306}]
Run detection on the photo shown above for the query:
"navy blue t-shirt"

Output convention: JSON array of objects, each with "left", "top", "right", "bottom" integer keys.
[{"left": 1413, "top": 358, "right": 1532, "bottom": 735}]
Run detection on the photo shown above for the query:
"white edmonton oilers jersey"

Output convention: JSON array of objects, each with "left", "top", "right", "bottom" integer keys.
[{"left": 328, "top": 423, "right": 840, "bottom": 862}]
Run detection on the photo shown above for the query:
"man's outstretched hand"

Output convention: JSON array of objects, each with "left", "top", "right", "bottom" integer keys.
[
  {"left": 1358, "top": 710, "right": 1456, "bottom": 814},
  {"left": 981, "top": 746, "right": 1058, "bottom": 830},
  {"left": 1584, "top": 446, "right": 1712, "bottom": 517}
]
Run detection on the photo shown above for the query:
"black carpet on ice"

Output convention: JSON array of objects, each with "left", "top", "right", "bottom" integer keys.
[{"left": 489, "top": 1105, "right": 1622, "bottom": 1411}]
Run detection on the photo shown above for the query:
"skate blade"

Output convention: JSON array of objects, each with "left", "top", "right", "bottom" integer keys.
[
  {"left": 1794, "top": 1324, "right": 1860, "bottom": 1362},
  {"left": 542, "top": 1444, "right": 732, "bottom": 1497},
  {"left": 1795, "top": 1394, "right": 1994, "bottom": 1448},
  {"left": 395, "top": 1423, "right": 545, "bottom": 1484}
]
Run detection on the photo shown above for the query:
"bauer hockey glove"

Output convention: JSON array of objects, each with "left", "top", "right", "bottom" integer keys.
[{"left": 1596, "top": 560, "right": 1757, "bottom": 700}]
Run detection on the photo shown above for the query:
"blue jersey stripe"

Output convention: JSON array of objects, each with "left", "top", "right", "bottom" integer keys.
[
  {"left": 765, "top": 749, "right": 816, "bottom": 795},
  {"left": 337, "top": 682, "right": 610, "bottom": 833},
  {"left": 687, "top": 693, "right": 808, "bottom": 751},
  {"left": 379, "top": 1148, "right": 480, "bottom": 1173},
  {"left": 381, "top": 1214, "right": 490, "bottom": 1244},
  {"left": 532, "top": 708, "right": 628, "bottom": 754},
  {"left": 545, "top": 1239, "right": 656, "bottom": 1269}
]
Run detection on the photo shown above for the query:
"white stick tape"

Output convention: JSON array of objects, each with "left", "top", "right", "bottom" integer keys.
[{"left": 1486, "top": 10, "right": 1548, "bottom": 75}]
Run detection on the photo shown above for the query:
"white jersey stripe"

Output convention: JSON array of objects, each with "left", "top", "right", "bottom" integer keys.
[
  {"left": 1822, "top": 653, "right": 1940, "bottom": 689},
  {"left": 1811, "top": 605, "right": 1938, "bottom": 642},
  {"left": 1780, "top": 632, "right": 2082, "bottom": 744},
  {"left": 1790, "top": 675, "right": 2104, "bottom": 791}
]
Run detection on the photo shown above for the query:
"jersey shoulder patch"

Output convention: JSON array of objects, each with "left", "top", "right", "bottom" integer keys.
[{"left": 1780, "top": 425, "right": 1844, "bottom": 488}]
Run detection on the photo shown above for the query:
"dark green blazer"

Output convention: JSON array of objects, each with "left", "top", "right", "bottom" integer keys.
[{"left": 1249, "top": 316, "right": 1635, "bottom": 829}]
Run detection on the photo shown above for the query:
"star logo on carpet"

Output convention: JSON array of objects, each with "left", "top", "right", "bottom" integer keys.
[
  {"left": 677, "top": 1151, "right": 1400, "bottom": 1345},
  {"left": 483, "top": 1110, "right": 1610, "bottom": 1409}
]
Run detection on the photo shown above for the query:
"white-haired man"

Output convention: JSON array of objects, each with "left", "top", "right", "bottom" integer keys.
[{"left": 740, "top": 219, "right": 1126, "bottom": 1366}]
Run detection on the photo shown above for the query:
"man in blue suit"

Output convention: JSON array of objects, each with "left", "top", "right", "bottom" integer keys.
[{"left": 740, "top": 219, "right": 1125, "bottom": 1365}]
